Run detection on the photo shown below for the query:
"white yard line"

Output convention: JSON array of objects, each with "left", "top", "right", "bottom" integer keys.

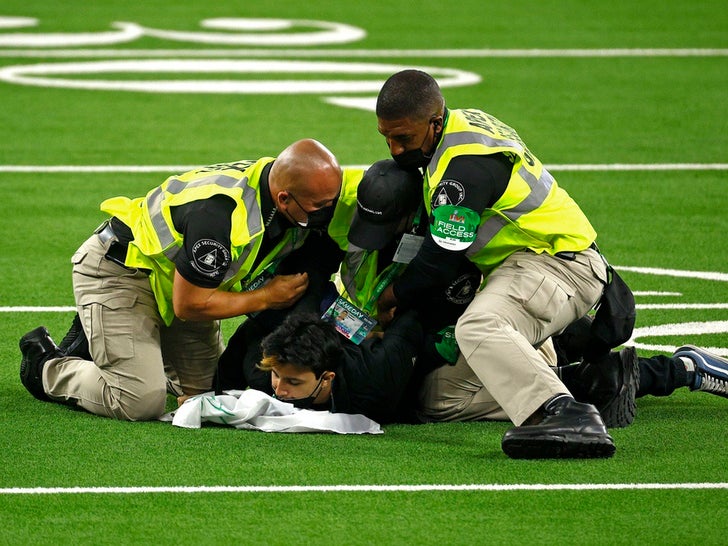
[
  {"left": 2, "top": 482, "right": 727, "bottom": 495},
  {"left": 5, "top": 304, "right": 728, "bottom": 312},
  {"left": 0, "top": 306, "right": 76, "bottom": 312},
  {"left": 1, "top": 48, "right": 726, "bottom": 58}
]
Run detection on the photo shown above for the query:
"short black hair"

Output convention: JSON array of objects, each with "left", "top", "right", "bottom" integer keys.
[
  {"left": 376, "top": 69, "right": 445, "bottom": 121},
  {"left": 259, "top": 313, "right": 343, "bottom": 377}
]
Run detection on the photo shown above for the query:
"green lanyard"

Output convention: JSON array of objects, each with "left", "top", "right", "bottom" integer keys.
[
  {"left": 360, "top": 202, "right": 425, "bottom": 315},
  {"left": 410, "top": 202, "right": 424, "bottom": 233},
  {"left": 340, "top": 200, "right": 425, "bottom": 315},
  {"left": 362, "top": 262, "right": 405, "bottom": 315}
]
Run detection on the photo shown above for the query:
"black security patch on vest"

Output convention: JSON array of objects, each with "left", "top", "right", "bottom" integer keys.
[
  {"left": 191, "top": 239, "right": 231, "bottom": 277},
  {"left": 445, "top": 272, "right": 479, "bottom": 305},
  {"left": 432, "top": 179, "right": 465, "bottom": 208}
]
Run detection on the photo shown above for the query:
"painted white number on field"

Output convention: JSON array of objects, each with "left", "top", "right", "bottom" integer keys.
[
  {"left": 0, "top": 16, "right": 481, "bottom": 111},
  {"left": 0, "top": 17, "right": 365, "bottom": 47}
]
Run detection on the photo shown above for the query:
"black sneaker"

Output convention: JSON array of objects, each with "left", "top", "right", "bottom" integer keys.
[
  {"left": 58, "top": 313, "right": 91, "bottom": 360},
  {"left": 19, "top": 326, "right": 63, "bottom": 401},
  {"left": 501, "top": 396, "right": 616, "bottom": 459}
]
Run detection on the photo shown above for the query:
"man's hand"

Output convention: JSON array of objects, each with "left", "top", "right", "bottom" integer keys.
[
  {"left": 261, "top": 272, "right": 309, "bottom": 309},
  {"left": 376, "top": 284, "right": 398, "bottom": 328},
  {"left": 376, "top": 306, "right": 397, "bottom": 329},
  {"left": 173, "top": 270, "right": 309, "bottom": 321}
]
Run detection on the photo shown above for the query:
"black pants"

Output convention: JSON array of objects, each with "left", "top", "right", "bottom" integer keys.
[
  {"left": 634, "top": 354, "right": 690, "bottom": 397},
  {"left": 553, "top": 316, "right": 690, "bottom": 398},
  {"left": 215, "top": 318, "right": 272, "bottom": 395}
]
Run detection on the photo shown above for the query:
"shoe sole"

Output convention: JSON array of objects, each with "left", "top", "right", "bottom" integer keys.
[
  {"left": 19, "top": 326, "right": 57, "bottom": 402},
  {"left": 600, "top": 347, "right": 639, "bottom": 428},
  {"left": 502, "top": 433, "right": 616, "bottom": 459}
]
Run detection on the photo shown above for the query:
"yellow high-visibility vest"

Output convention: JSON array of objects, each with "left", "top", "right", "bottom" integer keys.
[
  {"left": 100, "top": 158, "right": 306, "bottom": 325},
  {"left": 425, "top": 109, "right": 596, "bottom": 276}
]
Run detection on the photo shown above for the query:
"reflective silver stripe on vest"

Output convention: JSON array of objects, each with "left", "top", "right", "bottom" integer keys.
[
  {"left": 223, "top": 242, "right": 256, "bottom": 283},
  {"left": 235, "top": 230, "right": 304, "bottom": 285},
  {"left": 465, "top": 165, "right": 555, "bottom": 257},
  {"left": 145, "top": 186, "right": 177, "bottom": 259},
  {"left": 165, "top": 173, "right": 243, "bottom": 194},
  {"left": 427, "top": 130, "right": 524, "bottom": 180},
  {"left": 422, "top": 129, "right": 554, "bottom": 257},
  {"left": 146, "top": 173, "right": 262, "bottom": 264}
]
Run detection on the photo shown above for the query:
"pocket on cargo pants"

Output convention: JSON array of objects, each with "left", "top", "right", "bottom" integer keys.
[
  {"left": 77, "top": 292, "right": 139, "bottom": 366},
  {"left": 511, "top": 265, "right": 574, "bottom": 323}
]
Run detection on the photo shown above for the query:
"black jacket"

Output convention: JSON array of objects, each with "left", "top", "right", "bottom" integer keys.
[
  {"left": 216, "top": 310, "right": 424, "bottom": 425},
  {"left": 328, "top": 311, "right": 423, "bottom": 424}
]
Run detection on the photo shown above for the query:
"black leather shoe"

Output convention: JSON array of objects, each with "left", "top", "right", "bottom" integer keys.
[
  {"left": 19, "top": 326, "right": 63, "bottom": 401},
  {"left": 58, "top": 313, "right": 91, "bottom": 360},
  {"left": 501, "top": 396, "right": 616, "bottom": 459}
]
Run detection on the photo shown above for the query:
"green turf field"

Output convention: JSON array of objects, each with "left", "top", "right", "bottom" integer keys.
[{"left": 1, "top": 1, "right": 727, "bottom": 544}]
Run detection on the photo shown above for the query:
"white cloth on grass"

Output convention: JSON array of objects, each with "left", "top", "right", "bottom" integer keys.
[{"left": 160, "top": 389, "right": 382, "bottom": 434}]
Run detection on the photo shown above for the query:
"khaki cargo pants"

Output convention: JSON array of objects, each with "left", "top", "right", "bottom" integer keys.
[
  {"left": 418, "top": 248, "right": 607, "bottom": 426},
  {"left": 43, "top": 232, "right": 223, "bottom": 420}
]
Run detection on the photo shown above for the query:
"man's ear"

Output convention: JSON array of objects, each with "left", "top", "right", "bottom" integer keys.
[
  {"left": 276, "top": 191, "right": 289, "bottom": 207},
  {"left": 324, "top": 371, "right": 336, "bottom": 382}
]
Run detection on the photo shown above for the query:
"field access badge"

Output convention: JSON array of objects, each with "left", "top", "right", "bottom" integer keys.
[{"left": 430, "top": 205, "right": 479, "bottom": 251}]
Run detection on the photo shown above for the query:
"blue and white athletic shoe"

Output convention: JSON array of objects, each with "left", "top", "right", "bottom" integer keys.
[{"left": 673, "top": 345, "right": 728, "bottom": 398}]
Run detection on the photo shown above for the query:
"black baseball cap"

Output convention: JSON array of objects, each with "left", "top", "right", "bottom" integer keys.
[{"left": 348, "top": 159, "right": 423, "bottom": 250}]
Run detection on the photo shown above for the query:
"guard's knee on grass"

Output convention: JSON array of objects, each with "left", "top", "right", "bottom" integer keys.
[{"left": 111, "top": 386, "right": 167, "bottom": 421}]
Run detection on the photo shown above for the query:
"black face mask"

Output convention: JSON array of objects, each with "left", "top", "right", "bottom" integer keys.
[
  {"left": 287, "top": 193, "right": 338, "bottom": 230},
  {"left": 393, "top": 149, "right": 431, "bottom": 172},
  {"left": 302, "top": 202, "right": 336, "bottom": 230},
  {"left": 274, "top": 375, "right": 327, "bottom": 409},
  {"left": 392, "top": 122, "right": 436, "bottom": 172}
]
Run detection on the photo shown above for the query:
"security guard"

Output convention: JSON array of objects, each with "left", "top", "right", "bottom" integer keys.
[
  {"left": 19, "top": 139, "right": 342, "bottom": 421},
  {"left": 214, "top": 163, "right": 364, "bottom": 394},
  {"left": 340, "top": 160, "right": 481, "bottom": 367},
  {"left": 375, "top": 70, "right": 613, "bottom": 459},
  {"left": 217, "top": 160, "right": 482, "bottom": 424}
]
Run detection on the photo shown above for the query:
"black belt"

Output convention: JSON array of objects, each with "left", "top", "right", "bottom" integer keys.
[{"left": 554, "top": 242, "right": 599, "bottom": 261}]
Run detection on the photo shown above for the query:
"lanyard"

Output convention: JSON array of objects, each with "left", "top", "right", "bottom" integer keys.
[
  {"left": 243, "top": 228, "right": 301, "bottom": 289},
  {"left": 362, "top": 261, "right": 405, "bottom": 315},
  {"left": 356, "top": 202, "right": 425, "bottom": 314}
]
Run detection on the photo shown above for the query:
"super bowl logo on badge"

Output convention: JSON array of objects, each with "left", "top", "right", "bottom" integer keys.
[
  {"left": 430, "top": 204, "right": 479, "bottom": 251},
  {"left": 191, "top": 239, "right": 231, "bottom": 277}
]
